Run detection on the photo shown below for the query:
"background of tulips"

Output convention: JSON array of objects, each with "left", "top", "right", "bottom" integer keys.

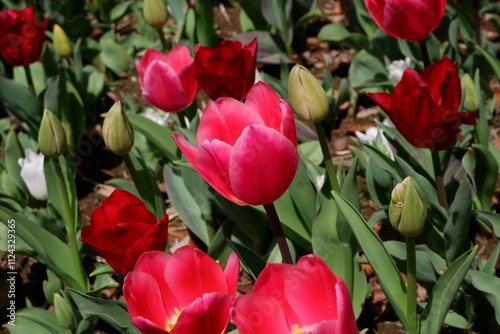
[{"left": 1, "top": 0, "right": 500, "bottom": 333}]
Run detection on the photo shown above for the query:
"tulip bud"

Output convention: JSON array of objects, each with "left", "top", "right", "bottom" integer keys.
[
  {"left": 143, "top": 0, "right": 169, "bottom": 30},
  {"left": 102, "top": 101, "right": 134, "bottom": 156},
  {"left": 288, "top": 64, "right": 329, "bottom": 122},
  {"left": 389, "top": 177, "right": 427, "bottom": 237},
  {"left": 461, "top": 74, "right": 479, "bottom": 111},
  {"left": 38, "top": 107, "right": 67, "bottom": 159},
  {"left": 53, "top": 293, "right": 74, "bottom": 330},
  {"left": 53, "top": 24, "right": 72, "bottom": 58}
]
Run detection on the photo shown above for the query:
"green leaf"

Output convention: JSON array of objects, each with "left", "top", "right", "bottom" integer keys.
[
  {"left": 0, "top": 75, "right": 43, "bottom": 137},
  {"left": 6, "top": 307, "right": 71, "bottom": 334},
  {"left": 476, "top": 45, "right": 500, "bottom": 81},
  {"left": 317, "top": 23, "right": 368, "bottom": 50},
  {"left": 4, "top": 129, "right": 28, "bottom": 199},
  {"left": 466, "top": 270, "right": 500, "bottom": 325},
  {"left": 226, "top": 239, "right": 266, "bottom": 280},
  {"left": 99, "top": 38, "right": 133, "bottom": 77},
  {"left": 67, "top": 289, "right": 140, "bottom": 334},
  {"left": 348, "top": 50, "right": 391, "bottom": 88},
  {"left": 124, "top": 147, "right": 165, "bottom": 220},
  {"left": 444, "top": 178, "right": 472, "bottom": 265},
  {"left": 110, "top": 1, "right": 133, "bottom": 21},
  {"left": 163, "top": 164, "right": 211, "bottom": 246},
  {"left": 331, "top": 191, "right": 411, "bottom": 332},
  {"left": 128, "top": 113, "right": 179, "bottom": 162},
  {"left": 0, "top": 207, "right": 87, "bottom": 291},
  {"left": 89, "top": 263, "right": 115, "bottom": 277},
  {"left": 195, "top": 0, "right": 216, "bottom": 46},
  {"left": 105, "top": 179, "right": 139, "bottom": 197},
  {"left": 471, "top": 144, "right": 499, "bottom": 211},
  {"left": 474, "top": 210, "right": 500, "bottom": 238},
  {"left": 420, "top": 246, "right": 478, "bottom": 334}
]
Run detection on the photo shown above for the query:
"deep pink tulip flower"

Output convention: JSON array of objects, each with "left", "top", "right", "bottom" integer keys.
[
  {"left": 124, "top": 246, "right": 240, "bottom": 334},
  {"left": 231, "top": 254, "right": 358, "bottom": 334},
  {"left": 364, "top": 0, "right": 447, "bottom": 42},
  {"left": 172, "top": 82, "right": 298, "bottom": 206},
  {"left": 135, "top": 45, "right": 198, "bottom": 112}
]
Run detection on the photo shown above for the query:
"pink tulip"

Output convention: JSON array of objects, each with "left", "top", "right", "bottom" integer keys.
[
  {"left": 135, "top": 45, "right": 198, "bottom": 112},
  {"left": 124, "top": 246, "right": 240, "bottom": 334},
  {"left": 172, "top": 82, "right": 298, "bottom": 206},
  {"left": 231, "top": 254, "right": 358, "bottom": 334}
]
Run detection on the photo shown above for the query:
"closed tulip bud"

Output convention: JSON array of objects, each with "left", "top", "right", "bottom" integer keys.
[
  {"left": 102, "top": 102, "right": 134, "bottom": 156},
  {"left": 53, "top": 293, "right": 74, "bottom": 330},
  {"left": 389, "top": 177, "right": 427, "bottom": 237},
  {"left": 53, "top": 24, "right": 72, "bottom": 58},
  {"left": 461, "top": 74, "right": 479, "bottom": 112},
  {"left": 288, "top": 64, "right": 329, "bottom": 122},
  {"left": 143, "top": 0, "right": 169, "bottom": 30},
  {"left": 38, "top": 108, "right": 67, "bottom": 159}
]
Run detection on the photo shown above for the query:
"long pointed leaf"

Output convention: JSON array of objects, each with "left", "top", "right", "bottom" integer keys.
[{"left": 420, "top": 246, "right": 478, "bottom": 334}]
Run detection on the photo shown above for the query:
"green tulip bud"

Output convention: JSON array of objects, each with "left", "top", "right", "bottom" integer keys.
[
  {"left": 461, "top": 74, "right": 479, "bottom": 111},
  {"left": 389, "top": 177, "right": 427, "bottom": 237},
  {"left": 102, "top": 101, "right": 134, "bottom": 156},
  {"left": 288, "top": 64, "right": 329, "bottom": 122},
  {"left": 53, "top": 293, "right": 74, "bottom": 330},
  {"left": 53, "top": 24, "right": 72, "bottom": 58},
  {"left": 143, "top": 0, "right": 169, "bottom": 30},
  {"left": 38, "top": 108, "right": 67, "bottom": 159}
]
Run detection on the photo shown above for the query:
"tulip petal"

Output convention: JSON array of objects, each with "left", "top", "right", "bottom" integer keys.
[
  {"left": 124, "top": 271, "right": 170, "bottom": 329},
  {"left": 333, "top": 279, "right": 359, "bottom": 333},
  {"left": 285, "top": 255, "right": 340, "bottom": 326},
  {"left": 244, "top": 82, "right": 285, "bottom": 133},
  {"left": 171, "top": 293, "right": 232, "bottom": 334},
  {"left": 197, "top": 139, "right": 247, "bottom": 205},
  {"left": 196, "top": 73, "right": 250, "bottom": 101},
  {"left": 230, "top": 125, "right": 298, "bottom": 205},
  {"left": 166, "top": 246, "right": 231, "bottom": 308},
  {"left": 196, "top": 98, "right": 264, "bottom": 147},
  {"left": 142, "top": 60, "right": 188, "bottom": 112},
  {"left": 224, "top": 253, "right": 240, "bottom": 298},
  {"left": 365, "top": 0, "right": 443, "bottom": 42},
  {"left": 252, "top": 262, "right": 302, "bottom": 325},
  {"left": 231, "top": 293, "right": 290, "bottom": 334},
  {"left": 420, "top": 56, "right": 461, "bottom": 112},
  {"left": 125, "top": 251, "right": 181, "bottom": 323},
  {"left": 131, "top": 317, "right": 169, "bottom": 334}
]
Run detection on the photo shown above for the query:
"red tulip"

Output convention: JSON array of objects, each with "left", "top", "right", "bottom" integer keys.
[
  {"left": 0, "top": 6, "right": 48, "bottom": 66},
  {"left": 231, "top": 254, "right": 358, "bottom": 334},
  {"left": 364, "top": 0, "right": 446, "bottom": 42},
  {"left": 366, "top": 56, "right": 477, "bottom": 150},
  {"left": 135, "top": 45, "right": 198, "bottom": 112},
  {"left": 172, "top": 82, "right": 298, "bottom": 206},
  {"left": 195, "top": 39, "right": 257, "bottom": 100},
  {"left": 80, "top": 189, "right": 169, "bottom": 275},
  {"left": 124, "top": 246, "right": 239, "bottom": 334}
]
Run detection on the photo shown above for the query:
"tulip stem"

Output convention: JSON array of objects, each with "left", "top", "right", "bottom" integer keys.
[
  {"left": 406, "top": 236, "right": 418, "bottom": 333},
  {"left": 314, "top": 122, "right": 340, "bottom": 192},
  {"left": 431, "top": 150, "right": 449, "bottom": 212},
  {"left": 23, "top": 65, "right": 35, "bottom": 94},
  {"left": 157, "top": 28, "right": 170, "bottom": 53},
  {"left": 263, "top": 203, "right": 294, "bottom": 265},
  {"left": 419, "top": 40, "right": 431, "bottom": 69}
]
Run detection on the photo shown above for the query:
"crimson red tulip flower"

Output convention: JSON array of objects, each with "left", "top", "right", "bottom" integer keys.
[
  {"left": 231, "top": 254, "right": 358, "bottom": 334},
  {"left": 135, "top": 45, "right": 198, "bottom": 112},
  {"left": 0, "top": 6, "right": 48, "bottom": 66},
  {"left": 80, "top": 189, "right": 169, "bottom": 275},
  {"left": 364, "top": 0, "right": 446, "bottom": 42},
  {"left": 195, "top": 39, "right": 257, "bottom": 100},
  {"left": 366, "top": 56, "right": 477, "bottom": 150},
  {"left": 172, "top": 82, "right": 298, "bottom": 206},
  {"left": 124, "top": 246, "right": 240, "bottom": 334}
]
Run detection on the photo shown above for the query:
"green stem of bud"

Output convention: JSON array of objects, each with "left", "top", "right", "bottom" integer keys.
[
  {"left": 314, "top": 122, "right": 340, "bottom": 192},
  {"left": 406, "top": 236, "right": 418, "bottom": 333},
  {"left": 157, "top": 28, "right": 170, "bottom": 53}
]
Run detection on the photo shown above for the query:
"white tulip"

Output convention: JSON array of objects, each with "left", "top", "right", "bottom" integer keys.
[
  {"left": 18, "top": 149, "right": 48, "bottom": 201},
  {"left": 388, "top": 57, "right": 412, "bottom": 84}
]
